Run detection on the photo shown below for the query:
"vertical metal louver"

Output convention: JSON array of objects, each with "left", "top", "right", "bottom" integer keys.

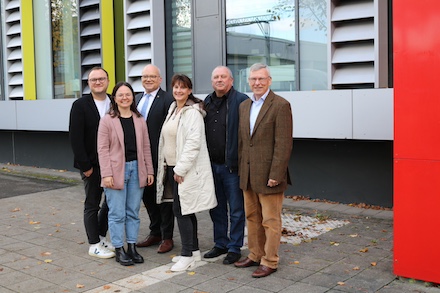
[
  {"left": 329, "top": 0, "right": 388, "bottom": 89},
  {"left": 4, "top": 0, "right": 23, "bottom": 100},
  {"left": 79, "top": 0, "right": 102, "bottom": 94},
  {"left": 124, "top": 0, "right": 152, "bottom": 92}
]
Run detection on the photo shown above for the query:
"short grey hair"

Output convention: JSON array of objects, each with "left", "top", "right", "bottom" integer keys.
[
  {"left": 211, "top": 66, "right": 233, "bottom": 79},
  {"left": 249, "top": 63, "right": 271, "bottom": 76}
]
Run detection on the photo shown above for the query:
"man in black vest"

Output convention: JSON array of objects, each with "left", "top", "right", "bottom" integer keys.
[{"left": 204, "top": 66, "right": 249, "bottom": 264}]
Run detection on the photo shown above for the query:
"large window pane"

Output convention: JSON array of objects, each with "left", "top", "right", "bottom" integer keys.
[
  {"left": 166, "top": 0, "right": 192, "bottom": 82},
  {"left": 299, "top": 0, "right": 327, "bottom": 90},
  {"left": 34, "top": 0, "right": 53, "bottom": 100},
  {"left": 226, "top": 0, "right": 296, "bottom": 92},
  {"left": 51, "top": 0, "right": 80, "bottom": 99}
]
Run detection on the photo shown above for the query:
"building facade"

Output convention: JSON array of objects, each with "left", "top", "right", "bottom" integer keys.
[{"left": 0, "top": 0, "right": 394, "bottom": 207}]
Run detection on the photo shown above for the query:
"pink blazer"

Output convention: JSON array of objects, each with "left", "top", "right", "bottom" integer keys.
[{"left": 97, "top": 112, "right": 154, "bottom": 189}]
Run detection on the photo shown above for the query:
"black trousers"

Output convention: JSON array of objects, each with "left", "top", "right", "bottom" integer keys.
[
  {"left": 142, "top": 172, "right": 174, "bottom": 240},
  {"left": 171, "top": 167, "right": 199, "bottom": 256},
  {"left": 81, "top": 166, "right": 108, "bottom": 244}
]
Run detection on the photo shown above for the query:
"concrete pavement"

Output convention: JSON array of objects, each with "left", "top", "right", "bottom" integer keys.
[{"left": 0, "top": 163, "right": 438, "bottom": 292}]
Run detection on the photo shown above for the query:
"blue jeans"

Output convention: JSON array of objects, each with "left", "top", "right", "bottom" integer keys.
[
  {"left": 209, "top": 164, "right": 245, "bottom": 254},
  {"left": 104, "top": 160, "right": 144, "bottom": 248}
]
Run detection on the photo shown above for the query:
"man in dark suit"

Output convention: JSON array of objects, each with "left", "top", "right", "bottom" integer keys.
[
  {"left": 135, "top": 64, "right": 175, "bottom": 253},
  {"left": 69, "top": 67, "right": 115, "bottom": 258},
  {"left": 235, "top": 63, "right": 293, "bottom": 278}
]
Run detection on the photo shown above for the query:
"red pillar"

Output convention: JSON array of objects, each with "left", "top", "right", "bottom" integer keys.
[{"left": 394, "top": 0, "right": 440, "bottom": 283}]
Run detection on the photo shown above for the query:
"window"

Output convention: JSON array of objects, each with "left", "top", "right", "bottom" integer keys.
[
  {"left": 226, "top": 0, "right": 327, "bottom": 92},
  {"left": 299, "top": 0, "right": 327, "bottom": 91},
  {"left": 165, "top": 0, "right": 193, "bottom": 84},
  {"left": 51, "top": 0, "right": 81, "bottom": 99}
]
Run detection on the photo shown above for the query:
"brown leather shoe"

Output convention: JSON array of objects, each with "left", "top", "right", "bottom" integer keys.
[
  {"left": 234, "top": 257, "right": 260, "bottom": 268},
  {"left": 136, "top": 235, "right": 162, "bottom": 247},
  {"left": 252, "top": 265, "right": 277, "bottom": 278},
  {"left": 157, "top": 239, "right": 174, "bottom": 253}
]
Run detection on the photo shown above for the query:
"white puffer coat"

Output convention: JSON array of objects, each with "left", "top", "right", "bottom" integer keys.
[{"left": 156, "top": 101, "right": 217, "bottom": 215}]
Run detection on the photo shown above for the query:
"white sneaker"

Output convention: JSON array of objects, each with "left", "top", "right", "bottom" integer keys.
[
  {"left": 172, "top": 250, "right": 201, "bottom": 262},
  {"left": 170, "top": 256, "right": 195, "bottom": 272},
  {"left": 100, "top": 236, "right": 115, "bottom": 252},
  {"left": 88, "top": 243, "right": 115, "bottom": 259}
]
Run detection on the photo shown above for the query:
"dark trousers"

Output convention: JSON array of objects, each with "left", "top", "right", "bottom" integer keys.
[
  {"left": 81, "top": 166, "right": 108, "bottom": 244},
  {"left": 142, "top": 178, "right": 174, "bottom": 240},
  {"left": 171, "top": 170, "right": 199, "bottom": 257}
]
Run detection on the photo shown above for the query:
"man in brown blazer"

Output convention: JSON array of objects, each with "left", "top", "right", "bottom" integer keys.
[{"left": 235, "top": 63, "right": 293, "bottom": 278}]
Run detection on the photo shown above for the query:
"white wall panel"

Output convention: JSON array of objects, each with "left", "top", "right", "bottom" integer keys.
[
  {"left": 283, "top": 90, "right": 353, "bottom": 139},
  {"left": 2, "top": 89, "right": 393, "bottom": 140},
  {"left": 353, "top": 88, "right": 393, "bottom": 140},
  {"left": 15, "top": 99, "right": 75, "bottom": 131},
  {"left": 0, "top": 101, "right": 17, "bottom": 129}
]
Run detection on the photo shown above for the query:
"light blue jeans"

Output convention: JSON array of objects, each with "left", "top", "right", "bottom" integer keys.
[{"left": 104, "top": 160, "right": 144, "bottom": 248}]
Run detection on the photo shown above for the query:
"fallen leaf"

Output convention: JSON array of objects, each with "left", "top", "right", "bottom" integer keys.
[
  {"left": 44, "top": 259, "right": 52, "bottom": 263},
  {"left": 11, "top": 208, "right": 21, "bottom": 212},
  {"left": 359, "top": 248, "right": 369, "bottom": 253},
  {"left": 371, "top": 262, "right": 377, "bottom": 266},
  {"left": 41, "top": 252, "right": 52, "bottom": 256},
  {"left": 330, "top": 242, "right": 339, "bottom": 246},
  {"left": 29, "top": 221, "right": 41, "bottom": 225},
  {"left": 76, "top": 284, "right": 85, "bottom": 288},
  {"left": 337, "top": 282, "right": 345, "bottom": 286},
  {"left": 294, "top": 261, "right": 300, "bottom": 264},
  {"left": 188, "top": 271, "right": 196, "bottom": 275},
  {"left": 349, "top": 234, "right": 358, "bottom": 237},
  {"left": 103, "top": 285, "right": 111, "bottom": 289},
  {"left": 353, "top": 266, "right": 360, "bottom": 270}
]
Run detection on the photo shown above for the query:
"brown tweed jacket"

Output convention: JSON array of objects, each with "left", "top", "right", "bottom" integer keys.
[{"left": 238, "top": 90, "right": 293, "bottom": 194}]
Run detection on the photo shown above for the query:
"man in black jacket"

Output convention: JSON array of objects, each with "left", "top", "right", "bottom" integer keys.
[
  {"left": 135, "top": 64, "right": 175, "bottom": 253},
  {"left": 69, "top": 67, "right": 115, "bottom": 258},
  {"left": 204, "top": 66, "right": 249, "bottom": 264}
]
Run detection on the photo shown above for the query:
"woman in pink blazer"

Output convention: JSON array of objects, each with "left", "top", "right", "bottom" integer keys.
[{"left": 98, "top": 81, "right": 154, "bottom": 266}]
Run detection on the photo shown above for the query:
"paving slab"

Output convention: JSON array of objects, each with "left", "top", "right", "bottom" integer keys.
[{"left": 0, "top": 163, "right": 439, "bottom": 292}]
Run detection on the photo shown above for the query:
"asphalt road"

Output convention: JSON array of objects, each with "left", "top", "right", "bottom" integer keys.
[{"left": 0, "top": 172, "right": 74, "bottom": 199}]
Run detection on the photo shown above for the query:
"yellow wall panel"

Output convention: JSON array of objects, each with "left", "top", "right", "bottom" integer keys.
[
  {"left": 21, "top": 0, "right": 37, "bottom": 100},
  {"left": 101, "top": 0, "right": 116, "bottom": 90}
]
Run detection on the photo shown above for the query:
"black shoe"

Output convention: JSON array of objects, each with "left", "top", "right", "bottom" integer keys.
[
  {"left": 204, "top": 247, "right": 228, "bottom": 258},
  {"left": 127, "top": 243, "right": 144, "bottom": 263},
  {"left": 223, "top": 252, "right": 241, "bottom": 264},
  {"left": 115, "top": 247, "right": 134, "bottom": 266}
]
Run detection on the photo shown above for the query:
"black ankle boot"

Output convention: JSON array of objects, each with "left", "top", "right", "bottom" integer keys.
[
  {"left": 115, "top": 247, "right": 134, "bottom": 266},
  {"left": 127, "top": 243, "right": 144, "bottom": 263}
]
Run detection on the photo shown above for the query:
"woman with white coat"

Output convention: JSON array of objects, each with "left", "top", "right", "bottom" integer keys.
[{"left": 156, "top": 74, "right": 217, "bottom": 272}]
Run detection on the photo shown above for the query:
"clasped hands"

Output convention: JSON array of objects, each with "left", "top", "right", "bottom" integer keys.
[
  {"left": 267, "top": 179, "right": 279, "bottom": 187},
  {"left": 102, "top": 175, "right": 154, "bottom": 188}
]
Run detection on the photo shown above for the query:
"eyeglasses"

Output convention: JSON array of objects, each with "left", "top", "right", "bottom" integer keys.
[
  {"left": 142, "top": 75, "right": 158, "bottom": 80},
  {"left": 248, "top": 77, "right": 270, "bottom": 84},
  {"left": 88, "top": 77, "right": 107, "bottom": 83}
]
